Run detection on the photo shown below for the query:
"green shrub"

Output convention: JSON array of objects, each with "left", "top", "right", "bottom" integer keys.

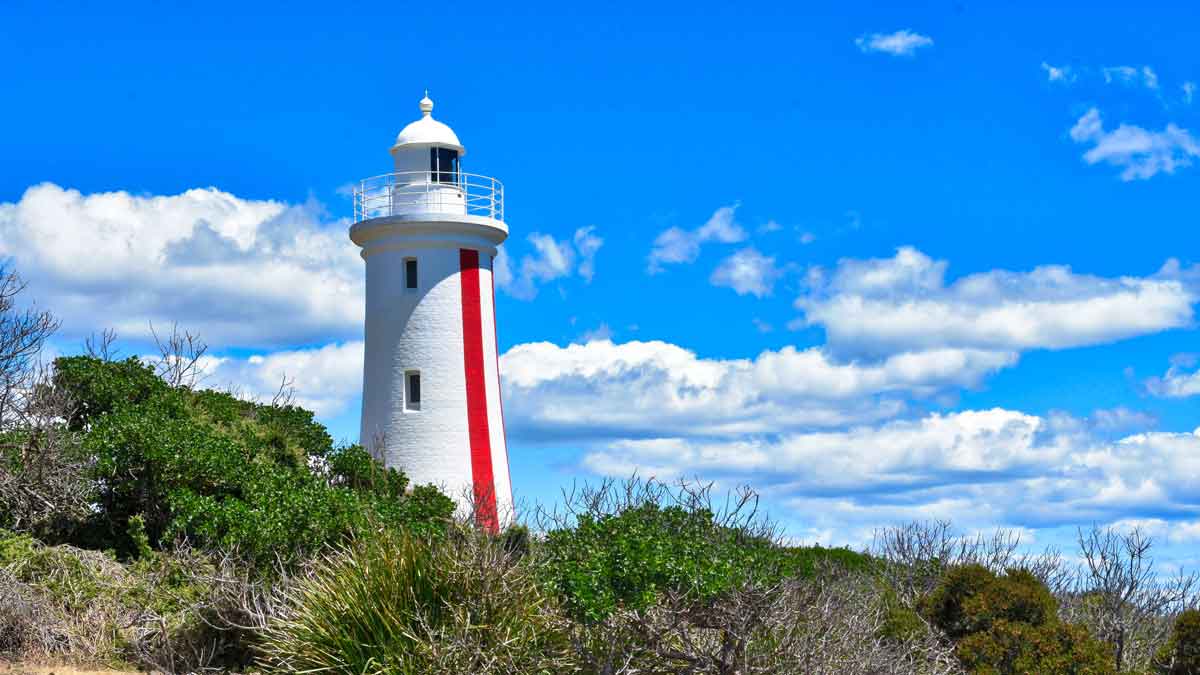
[
  {"left": 1159, "top": 609, "right": 1200, "bottom": 675},
  {"left": 777, "top": 542, "right": 876, "bottom": 578},
  {"left": 922, "top": 564, "right": 1057, "bottom": 639},
  {"left": 540, "top": 499, "right": 872, "bottom": 622},
  {"left": 956, "top": 619, "right": 1114, "bottom": 675},
  {"left": 53, "top": 355, "right": 167, "bottom": 430},
  {"left": 922, "top": 564, "right": 1113, "bottom": 675},
  {"left": 259, "top": 527, "right": 568, "bottom": 674},
  {"left": 49, "top": 356, "right": 455, "bottom": 564},
  {"left": 879, "top": 586, "right": 926, "bottom": 642}
]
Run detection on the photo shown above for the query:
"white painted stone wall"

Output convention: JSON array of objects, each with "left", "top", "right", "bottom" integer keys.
[{"left": 355, "top": 217, "right": 512, "bottom": 526}]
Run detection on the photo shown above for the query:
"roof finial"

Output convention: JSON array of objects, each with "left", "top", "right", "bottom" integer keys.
[{"left": 419, "top": 91, "right": 434, "bottom": 117}]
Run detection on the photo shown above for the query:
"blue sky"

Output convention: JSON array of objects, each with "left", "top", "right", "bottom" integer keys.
[{"left": 2, "top": 1, "right": 1199, "bottom": 561}]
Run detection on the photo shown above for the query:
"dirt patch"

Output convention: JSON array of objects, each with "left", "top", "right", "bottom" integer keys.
[{"left": 0, "top": 665, "right": 149, "bottom": 674}]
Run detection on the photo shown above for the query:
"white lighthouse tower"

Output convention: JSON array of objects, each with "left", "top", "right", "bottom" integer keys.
[{"left": 350, "top": 94, "right": 512, "bottom": 532}]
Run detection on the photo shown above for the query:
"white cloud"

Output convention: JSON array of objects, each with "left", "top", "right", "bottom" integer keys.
[
  {"left": 647, "top": 204, "right": 746, "bottom": 273},
  {"left": 585, "top": 408, "right": 1056, "bottom": 485},
  {"left": 1069, "top": 108, "right": 1200, "bottom": 180},
  {"left": 796, "top": 246, "right": 1196, "bottom": 357},
  {"left": 855, "top": 29, "right": 933, "bottom": 57},
  {"left": 493, "top": 244, "right": 514, "bottom": 287},
  {"left": 582, "top": 408, "right": 1200, "bottom": 538},
  {"left": 578, "top": 323, "right": 614, "bottom": 343},
  {"left": 1090, "top": 406, "right": 1158, "bottom": 432},
  {"left": 0, "top": 183, "right": 362, "bottom": 347},
  {"left": 128, "top": 341, "right": 364, "bottom": 422},
  {"left": 1144, "top": 354, "right": 1200, "bottom": 398},
  {"left": 752, "top": 318, "right": 773, "bottom": 333},
  {"left": 498, "top": 226, "right": 604, "bottom": 300},
  {"left": 1041, "top": 62, "right": 1075, "bottom": 83},
  {"left": 573, "top": 226, "right": 603, "bottom": 282},
  {"left": 1168, "top": 521, "right": 1200, "bottom": 544},
  {"left": 500, "top": 339, "right": 1016, "bottom": 440},
  {"left": 710, "top": 247, "right": 785, "bottom": 298},
  {"left": 1103, "top": 65, "right": 1159, "bottom": 90},
  {"left": 207, "top": 341, "right": 365, "bottom": 418}
]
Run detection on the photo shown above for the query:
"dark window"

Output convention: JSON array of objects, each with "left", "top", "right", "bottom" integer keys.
[
  {"left": 430, "top": 147, "right": 459, "bottom": 184},
  {"left": 408, "top": 372, "right": 421, "bottom": 406},
  {"left": 405, "top": 258, "right": 418, "bottom": 289}
]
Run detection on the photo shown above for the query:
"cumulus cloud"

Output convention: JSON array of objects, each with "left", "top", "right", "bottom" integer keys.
[
  {"left": 1069, "top": 108, "right": 1200, "bottom": 180},
  {"left": 1144, "top": 354, "right": 1200, "bottom": 398},
  {"left": 795, "top": 246, "right": 1196, "bottom": 357},
  {"left": 855, "top": 29, "right": 933, "bottom": 57},
  {"left": 0, "top": 183, "right": 362, "bottom": 347},
  {"left": 1041, "top": 62, "right": 1075, "bottom": 83},
  {"left": 710, "top": 247, "right": 786, "bottom": 297},
  {"left": 584, "top": 408, "right": 1055, "bottom": 486},
  {"left": 500, "top": 339, "right": 1016, "bottom": 441},
  {"left": 647, "top": 205, "right": 746, "bottom": 273},
  {"left": 582, "top": 408, "right": 1200, "bottom": 539},
  {"left": 207, "top": 341, "right": 365, "bottom": 418},
  {"left": 498, "top": 226, "right": 604, "bottom": 300}
]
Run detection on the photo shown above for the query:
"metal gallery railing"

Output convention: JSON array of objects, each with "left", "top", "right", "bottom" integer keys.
[{"left": 353, "top": 171, "right": 504, "bottom": 222}]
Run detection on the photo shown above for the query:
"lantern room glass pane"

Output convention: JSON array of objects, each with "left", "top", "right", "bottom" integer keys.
[{"left": 430, "top": 147, "right": 459, "bottom": 184}]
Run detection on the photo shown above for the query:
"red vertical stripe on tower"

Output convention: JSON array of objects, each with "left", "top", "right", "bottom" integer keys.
[{"left": 459, "top": 248, "right": 498, "bottom": 532}]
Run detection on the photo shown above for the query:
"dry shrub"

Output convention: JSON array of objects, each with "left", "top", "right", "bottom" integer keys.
[
  {"left": 0, "top": 537, "right": 136, "bottom": 663},
  {"left": 564, "top": 566, "right": 962, "bottom": 675},
  {"left": 0, "top": 568, "right": 60, "bottom": 659},
  {"left": 0, "top": 532, "right": 280, "bottom": 673},
  {"left": 872, "top": 520, "right": 1070, "bottom": 606},
  {"left": 120, "top": 546, "right": 275, "bottom": 674},
  {"left": 1060, "top": 525, "right": 1198, "bottom": 673}
]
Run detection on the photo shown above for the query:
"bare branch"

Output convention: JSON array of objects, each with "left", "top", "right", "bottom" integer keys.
[
  {"left": 149, "top": 321, "right": 209, "bottom": 389},
  {"left": 83, "top": 328, "right": 119, "bottom": 361},
  {"left": 270, "top": 373, "right": 296, "bottom": 408}
]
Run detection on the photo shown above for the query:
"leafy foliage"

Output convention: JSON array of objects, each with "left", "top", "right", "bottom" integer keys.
[
  {"left": 956, "top": 620, "right": 1113, "bottom": 675},
  {"left": 1159, "top": 609, "right": 1200, "bottom": 675},
  {"left": 50, "top": 356, "right": 454, "bottom": 563},
  {"left": 922, "top": 564, "right": 1058, "bottom": 639},
  {"left": 540, "top": 500, "right": 872, "bottom": 622},
  {"left": 923, "top": 563, "right": 1113, "bottom": 674}
]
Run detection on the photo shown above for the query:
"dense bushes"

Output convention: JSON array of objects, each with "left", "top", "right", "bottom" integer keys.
[
  {"left": 48, "top": 356, "right": 454, "bottom": 562},
  {"left": 923, "top": 564, "right": 1113, "bottom": 674},
  {"left": 259, "top": 527, "right": 569, "bottom": 674},
  {"left": 0, "top": 528, "right": 252, "bottom": 670},
  {"left": 922, "top": 565, "right": 1058, "bottom": 639},
  {"left": 1159, "top": 610, "right": 1200, "bottom": 674},
  {"left": 540, "top": 482, "right": 872, "bottom": 623}
]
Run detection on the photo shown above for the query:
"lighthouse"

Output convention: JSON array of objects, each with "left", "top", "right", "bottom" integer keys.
[{"left": 350, "top": 94, "right": 512, "bottom": 532}]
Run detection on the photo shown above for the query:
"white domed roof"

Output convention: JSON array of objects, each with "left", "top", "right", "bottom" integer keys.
[{"left": 391, "top": 94, "right": 465, "bottom": 154}]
